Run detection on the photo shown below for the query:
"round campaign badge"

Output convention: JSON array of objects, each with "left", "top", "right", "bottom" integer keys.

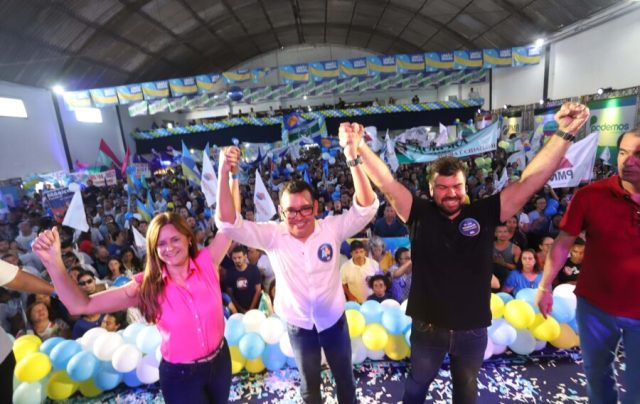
[
  {"left": 317, "top": 243, "right": 333, "bottom": 262},
  {"left": 458, "top": 218, "right": 481, "bottom": 237}
]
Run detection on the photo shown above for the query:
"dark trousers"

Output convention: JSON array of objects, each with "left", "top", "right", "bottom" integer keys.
[
  {"left": 403, "top": 320, "right": 487, "bottom": 404},
  {"left": 0, "top": 351, "right": 16, "bottom": 404},
  {"left": 159, "top": 340, "right": 231, "bottom": 404},
  {"left": 287, "top": 313, "right": 356, "bottom": 404}
]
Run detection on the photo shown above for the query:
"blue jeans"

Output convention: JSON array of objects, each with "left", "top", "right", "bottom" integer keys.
[
  {"left": 403, "top": 320, "right": 487, "bottom": 404},
  {"left": 576, "top": 297, "right": 640, "bottom": 404},
  {"left": 158, "top": 340, "right": 231, "bottom": 404},
  {"left": 287, "top": 313, "right": 356, "bottom": 404}
]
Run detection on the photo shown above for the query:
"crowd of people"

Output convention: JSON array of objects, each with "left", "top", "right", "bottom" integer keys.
[{"left": 1, "top": 103, "right": 638, "bottom": 403}]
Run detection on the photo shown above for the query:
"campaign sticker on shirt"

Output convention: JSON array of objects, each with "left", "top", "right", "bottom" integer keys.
[
  {"left": 317, "top": 243, "right": 333, "bottom": 262},
  {"left": 459, "top": 218, "right": 481, "bottom": 237}
]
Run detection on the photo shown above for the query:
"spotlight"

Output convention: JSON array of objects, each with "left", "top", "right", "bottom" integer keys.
[
  {"left": 52, "top": 85, "right": 65, "bottom": 94},
  {"left": 597, "top": 87, "right": 613, "bottom": 95},
  {"left": 503, "top": 104, "right": 512, "bottom": 110},
  {"left": 534, "top": 38, "right": 545, "bottom": 48},
  {"left": 303, "top": 95, "right": 308, "bottom": 100},
  {"left": 539, "top": 99, "right": 544, "bottom": 105}
]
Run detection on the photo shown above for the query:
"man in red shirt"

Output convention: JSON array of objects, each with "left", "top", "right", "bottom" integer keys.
[{"left": 537, "top": 128, "right": 640, "bottom": 404}]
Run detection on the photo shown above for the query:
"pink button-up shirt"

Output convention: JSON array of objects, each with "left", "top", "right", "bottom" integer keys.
[{"left": 134, "top": 247, "right": 224, "bottom": 363}]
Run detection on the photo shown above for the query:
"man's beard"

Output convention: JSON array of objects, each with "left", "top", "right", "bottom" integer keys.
[{"left": 436, "top": 197, "right": 462, "bottom": 216}]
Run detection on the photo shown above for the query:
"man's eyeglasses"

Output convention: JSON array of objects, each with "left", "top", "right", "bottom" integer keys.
[
  {"left": 282, "top": 205, "right": 314, "bottom": 219},
  {"left": 78, "top": 279, "right": 94, "bottom": 286}
]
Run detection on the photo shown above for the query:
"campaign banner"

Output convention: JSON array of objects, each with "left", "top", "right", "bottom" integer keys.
[
  {"left": 586, "top": 95, "right": 638, "bottom": 166},
  {"left": 310, "top": 78, "right": 339, "bottom": 96},
  {"left": 148, "top": 98, "right": 170, "bottom": 115},
  {"left": 396, "top": 121, "right": 499, "bottom": 164},
  {"left": 62, "top": 91, "right": 92, "bottom": 111},
  {"left": 425, "top": 52, "right": 454, "bottom": 72},
  {"left": 339, "top": 58, "right": 368, "bottom": 78},
  {"left": 483, "top": 48, "right": 513, "bottom": 68},
  {"left": 195, "top": 74, "right": 222, "bottom": 94},
  {"left": 282, "top": 114, "right": 327, "bottom": 144},
  {"left": 512, "top": 46, "right": 542, "bottom": 67},
  {"left": 223, "top": 69, "right": 251, "bottom": 84},
  {"left": 532, "top": 107, "right": 560, "bottom": 153},
  {"left": 116, "top": 84, "right": 144, "bottom": 104},
  {"left": 397, "top": 54, "right": 425, "bottom": 73},
  {"left": 335, "top": 77, "right": 360, "bottom": 94},
  {"left": 168, "top": 96, "right": 188, "bottom": 113},
  {"left": 89, "top": 88, "right": 119, "bottom": 107},
  {"left": 132, "top": 163, "right": 151, "bottom": 179},
  {"left": 88, "top": 169, "right": 117, "bottom": 187},
  {"left": 453, "top": 50, "right": 483, "bottom": 70},
  {"left": 548, "top": 132, "right": 599, "bottom": 188},
  {"left": 280, "top": 64, "right": 309, "bottom": 83},
  {"left": 169, "top": 77, "right": 198, "bottom": 97},
  {"left": 141, "top": 81, "right": 170, "bottom": 100},
  {"left": 127, "top": 101, "right": 148, "bottom": 117},
  {"left": 43, "top": 188, "right": 75, "bottom": 223},
  {"left": 358, "top": 76, "right": 382, "bottom": 92},
  {"left": 249, "top": 85, "right": 283, "bottom": 103},
  {"left": 251, "top": 68, "right": 277, "bottom": 85},
  {"left": 184, "top": 93, "right": 210, "bottom": 110},
  {"left": 309, "top": 60, "right": 339, "bottom": 82},
  {"left": 367, "top": 55, "right": 397, "bottom": 76}
]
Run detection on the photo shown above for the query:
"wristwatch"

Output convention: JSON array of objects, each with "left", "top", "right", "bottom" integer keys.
[
  {"left": 346, "top": 155, "right": 363, "bottom": 167},
  {"left": 555, "top": 130, "right": 576, "bottom": 142}
]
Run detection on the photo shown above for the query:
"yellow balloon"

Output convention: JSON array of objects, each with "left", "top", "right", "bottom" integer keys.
[
  {"left": 531, "top": 315, "right": 561, "bottom": 342},
  {"left": 14, "top": 352, "right": 51, "bottom": 383},
  {"left": 549, "top": 324, "right": 578, "bottom": 348},
  {"left": 345, "top": 310, "right": 366, "bottom": 338},
  {"left": 47, "top": 371, "right": 79, "bottom": 401},
  {"left": 12, "top": 335, "right": 42, "bottom": 362},
  {"left": 490, "top": 294, "right": 504, "bottom": 320},
  {"left": 503, "top": 300, "right": 535, "bottom": 329},
  {"left": 245, "top": 358, "right": 265, "bottom": 374},
  {"left": 384, "top": 335, "right": 410, "bottom": 361},
  {"left": 79, "top": 379, "right": 103, "bottom": 398},
  {"left": 229, "top": 346, "right": 246, "bottom": 374},
  {"left": 528, "top": 313, "right": 545, "bottom": 332},
  {"left": 362, "top": 324, "right": 389, "bottom": 351}
]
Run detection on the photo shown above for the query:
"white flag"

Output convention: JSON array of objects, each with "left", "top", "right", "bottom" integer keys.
[
  {"left": 548, "top": 132, "right": 600, "bottom": 189},
  {"left": 62, "top": 191, "right": 89, "bottom": 232},
  {"left": 507, "top": 150, "right": 526, "bottom": 171},
  {"left": 435, "top": 123, "right": 449, "bottom": 146},
  {"left": 599, "top": 146, "right": 611, "bottom": 166},
  {"left": 364, "top": 126, "right": 383, "bottom": 152},
  {"left": 382, "top": 130, "right": 399, "bottom": 173},
  {"left": 495, "top": 167, "right": 509, "bottom": 191},
  {"left": 131, "top": 226, "right": 147, "bottom": 259},
  {"left": 253, "top": 170, "right": 277, "bottom": 222},
  {"left": 201, "top": 152, "right": 218, "bottom": 207}
]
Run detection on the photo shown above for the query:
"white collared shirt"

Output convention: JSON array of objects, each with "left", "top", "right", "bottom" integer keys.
[{"left": 216, "top": 197, "right": 378, "bottom": 331}]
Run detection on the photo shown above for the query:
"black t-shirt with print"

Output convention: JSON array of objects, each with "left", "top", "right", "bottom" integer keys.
[
  {"left": 406, "top": 194, "right": 501, "bottom": 330},
  {"left": 225, "top": 264, "right": 261, "bottom": 311}
]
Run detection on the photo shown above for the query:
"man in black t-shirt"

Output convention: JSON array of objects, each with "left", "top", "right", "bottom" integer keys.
[
  {"left": 556, "top": 238, "right": 585, "bottom": 285},
  {"left": 343, "top": 102, "right": 589, "bottom": 403},
  {"left": 224, "top": 245, "right": 262, "bottom": 314}
]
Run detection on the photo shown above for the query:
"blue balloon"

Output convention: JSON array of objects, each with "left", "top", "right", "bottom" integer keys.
[
  {"left": 224, "top": 318, "right": 245, "bottom": 346},
  {"left": 401, "top": 315, "right": 412, "bottom": 334},
  {"left": 67, "top": 351, "right": 98, "bottom": 381},
  {"left": 381, "top": 307, "right": 405, "bottom": 335},
  {"left": 568, "top": 317, "right": 579, "bottom": 334},
  {"left": 227, "top": 87, "right": 244, "bottom": 102},
  {"left": 345, "top": 301, "right": 361, "bottom": 311},
  {"left": 515, "top": 288, "right": 540, "bottom": 313},
  {"left": 544, "top": 199, "right": 559, "bottom": 216},
  {"left": 39, "top": 336, "right": 64, "bottom": 355},
  {"left": 238, "top": 332, "right": 265, "bottom": 360},
  {"left": 360, "top": 300, "right": 383, "bottom": 324},
  {"left": 123, "top": 369, "right": 142, "bottom": 387},
  {"left": 124, "top": 212, "right": 134, "bottom": 221},
  {"left": 551, "top": 295, "right": 575, "bottom": 323},
  {"left": 123, "top": 322, "right": 146, "bottom": 345},
  {"left": 262, "top": 343, "right": 287, "bottom": 371},
  {"left": 50, "top": 340, "right": 82, "bottom": 369},
  {"left": 405, "top": 329, "right": 412, "bottom": 347},
  {"left": 94, "top": 362, "right": 123, "bottom": 391},
  {"left": 112, "top": 275, "right": 130, "bottom": 288},
  {"left": 497, "top": 292, "right": 514, "bottom": 304},
  {"left": 286, "top": 356, "right": 298, "bottom": 368}
]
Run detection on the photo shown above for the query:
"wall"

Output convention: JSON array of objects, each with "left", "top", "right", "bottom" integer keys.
[
  {"left": 0, "top": 81, "right": 68, "bottom": 179},
  {"left": 491, "top": 57, "right": 545, "bottom": 108}
]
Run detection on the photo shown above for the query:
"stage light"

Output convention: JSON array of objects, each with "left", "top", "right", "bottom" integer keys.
[
  {"left": 52, "top": 85, "right": 65, "bottom": 94},
  {"left": 303, "top": 95, "right": 308, "bottom": 100},
  {"left": 534, "top": 38, "right": 545, "bottom": 48},
  {"left": 597, "top": 87, "right": 613, "bottom": 95},
  {"left": 167, "top": 123, "right": 173, "bottom": 129},
  {"left": 539, "top": 99, "right": 544, "bottom": 105}
]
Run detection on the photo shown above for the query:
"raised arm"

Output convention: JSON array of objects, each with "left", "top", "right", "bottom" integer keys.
[
  {"left": 3, "top": 264, "right": 54, "bottom": 295},
  {"left": 499, "top": 102, "right": 589, "bottom": 222},
  {"left": 209, "top": 146, "right": 241, "bottom": 268},
  {"left": 340, "top": 124, "right": 413, "bottom": 222},
  {"left": 535, "top": 231, "right": 577, "bottom": 317},
  {"left": 32, "top": 227, "right": 138, "bottom": 316},
  {"left": 340, "top": 123, "right": 376, "bottom": 207}
]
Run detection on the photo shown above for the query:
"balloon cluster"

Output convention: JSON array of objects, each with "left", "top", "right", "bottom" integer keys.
[
  {"left": 12, "top": 324, "right": 162, "bottom": 402},
  {"left": 486, "top": 284, "right": 579, "bottom": 358}
]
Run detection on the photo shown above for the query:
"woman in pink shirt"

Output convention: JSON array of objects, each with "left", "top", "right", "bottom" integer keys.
[{"left": 33, "top": 153, "right": 241, "bottom": 403}]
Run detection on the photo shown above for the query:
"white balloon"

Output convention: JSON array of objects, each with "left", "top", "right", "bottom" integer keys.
[
  {"left": 111, "top": 343, "right": 142, "bottom": 373},
  {"left": 13, "top": 381, "right": 42, "bottom": 404},
  {"left": 508, "top": 329, "right": 536, "bottom": 355},
  {"left": 243, "top": 310, "right": 267, "bottom": 334},
  {"left": 279, "top": 333, "right": 294, "bottom": 358},
  {"left": 259, "top": 317, "right": 285, "bottom": 345},
  {"left": 136, "top": 326, "right": 162, "bottom": 355},
  {"left": 400, "top": 300, "right": 408, "bottom": 313},
  {"left": 81, "top": 327, "right": 108, "bottom": 351},
  {"left": 351, "top": 337, "right": 367, "bottom": 365},
  {"left": 93, "top": 332, "right": 124, "bottom": 361},
  {"left": 534, "top": 339, "right": 547, "bottom": 351},
  {"left": 367, "top": 349, "right": 385, "bottom": 360},
  {"left": 492, "top": 343, "right": 507, "bottom": 355},
  {"left": 155, "top": 345, "right": 163, "bottom": 364},
  {"left": 228, "top": 313, "right": 245, "bottom": 322},
  {"left": 483, "top": 336, "right": 494, "bottom": 360},
  {"left": 380, "top": 299, "right": 400, "bottom": 309},
  {"left": 136, "top": 354, "right": 160, "bottom": 384},
  {"left": 553, "top": 284, "right": 577, "bottom": 312},
  {"left": 122, "top": 323, "right": 146, "bottom": 345},
  {"left": 328, "top": 157, "right": 336, "bottom": 165}
]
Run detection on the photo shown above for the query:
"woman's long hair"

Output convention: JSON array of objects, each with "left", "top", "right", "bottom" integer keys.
[
  {"left": 516, "top": 249, "right": 541, "bottom": 274},
  {"left": 138, "top": 212, "right": 198, "bottom": 323}
]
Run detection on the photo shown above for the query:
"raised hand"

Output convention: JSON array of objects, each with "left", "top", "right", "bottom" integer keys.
[
  {"left": 220, "top": 146, "right": 241, "bottom": 175},
  {"left": 338, "top": 122, "right": 363, "bottom": 160},
  {"left": 32, "top": 227, "right": 62, "bottom": 267},
  {"left": 554, "top": 102, "right": 590, "bottom": 135}
]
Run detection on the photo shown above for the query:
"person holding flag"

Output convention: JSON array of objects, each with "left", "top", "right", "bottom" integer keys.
[{"left": 215, "top": 122, "right": 378, "bottom": 404}]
